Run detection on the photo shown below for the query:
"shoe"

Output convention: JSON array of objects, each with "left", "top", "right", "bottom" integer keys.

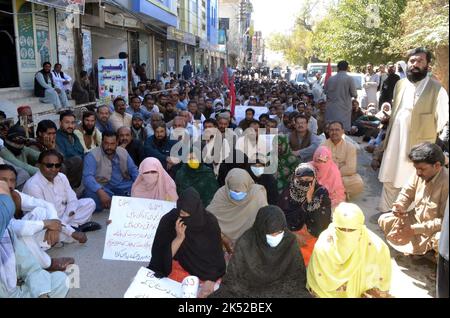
[
  {"left": 47, "top": 257, "right": 75, "bottom": 272},
  {"left": 369, "top": 212, "right": 384, "bottom": 224},
  {"left": 77, "top": 221, "right": 101, "bottom": 232}
]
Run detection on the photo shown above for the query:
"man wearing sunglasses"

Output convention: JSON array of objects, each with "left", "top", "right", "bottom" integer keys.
[
  {"left": 0, "top": 126, "right": 40, "bottom": 177},
  {"left": 23, "top": 150, "right": 99, "bottom": 234}
]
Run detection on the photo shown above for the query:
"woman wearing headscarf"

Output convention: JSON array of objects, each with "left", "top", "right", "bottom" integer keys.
[
  {"left": 307, "top": 202, "right": 392, "bottom": 298},
  {"left": 217, "top": 150, "right": 278, "bottom": 205},
  {"left": 310, "top": 146, "right": 346, "bottom": 208},
  {"left": 175, "top": 152, "right": 219, "bottom": 206},
  {"left": 209, "top": 205, "right": 311, "bottom": 298},
  {"left": 277, "top": 163, "right": 332, "bottom": 266},
  {"left": 131, "top": 157, "right": 178, "bottom": 202},
  {"left": 148, "top": 187, "right": 225, "bottom": 298},
  {"left": 276, "top": 134, "right": 300, "bottom": 193},
  {"left": 0, "top": 183, "right": 69, "bottom": 298},
  {"left": 207, "top": 168, "right": 268, "bottom": 245}
]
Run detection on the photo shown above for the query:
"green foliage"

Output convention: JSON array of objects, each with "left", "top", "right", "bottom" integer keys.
[
  {"left": 313, "top": 0, "right": 407, "bottom": 66},
  {"left": 267, "top": 27, "right": 312, "bottom": 66},
  {"left": 388, "top": 0, "right": 449, "bottom": 55}
]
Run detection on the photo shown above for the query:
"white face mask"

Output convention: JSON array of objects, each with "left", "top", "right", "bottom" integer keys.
[
  {"left": 266, "top": 231, "right": 284, "bottom": 248},
  {"left": 250, "top": 166, "right": 265, "bottom": 177}
]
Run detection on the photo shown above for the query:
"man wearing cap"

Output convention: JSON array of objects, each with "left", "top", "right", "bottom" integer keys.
[
  {"left": 0, "top": 126, "right": 39, "bottom": 176},
  {"left": 130, "top": 113, "right": 147, "bottom": 143},
  {"left": 34, "top": 62, "right": 68, "bottom": 109}
]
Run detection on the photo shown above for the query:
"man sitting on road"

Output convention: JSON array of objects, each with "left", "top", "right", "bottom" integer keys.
[
  {"left": 83, "top": 131, "right": 138, "bottom": 211},
  {"left": 289, "top": 114, "right": 321, "bottom": 163},
  {"left": 74, "top": 111, "right": 102, "bottom": 153},
  {"left": 323, "top": 121, "right": 364, "bottom": 200},
  {"left": 379, "top": 142, "right": 448, "bottom": 258},
  {"left": 117, "top": 126, "right": 144, "bottom": 167},
  {"left": 0, "top": 164, "right": 77, "bottom": 271},
  {"left": 23, "top": 150, "right": 99, "bottom": 233}
]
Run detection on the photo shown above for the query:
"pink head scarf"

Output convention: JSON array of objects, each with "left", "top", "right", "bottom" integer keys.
[
  {"left": 131, "top": 157, "right": 178, "bottom": 202},
  {"left": 310, "top": 146, "right": 346, "bottom": 207}
]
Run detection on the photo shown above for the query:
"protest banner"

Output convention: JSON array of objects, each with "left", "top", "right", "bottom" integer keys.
[
  {"left": 98, "top": 58, "right": 128, "bottom": 106},
  {"left": 103, "top": 196, "right": 175, "bottom": 262},
  {"left": 124, "top": 267, "right": 200, "bottom": 298}
]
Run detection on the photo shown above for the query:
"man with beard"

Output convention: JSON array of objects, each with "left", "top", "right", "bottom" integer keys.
[
  {"left": 56, "top": 111, "right": 84, "bottom": 160},
  {"left": 31, "top": 120, "right": 83, "bottom": 188},
  {"left": 0, "top": 126, "right": 39, "bottom": 176},
  {"left": 162, "top": 101, "right": 177, "bottom": 123},
  {"left": 143, "top": 122, "right": 179, "bottom": 171},
  {"left": 74, "top": 111, "right": 102, "bottom": 153},
  {"left": 373, "top": 47, "right": 449, "bottom": 219},
  {"left": 378, "top": 62, "right": 401, "bottom": 107},
  {"left": 34, "top": 62, "right": 68, "bottom": 109},
  {"left": 13, "top": 106, "right": 35, "bottom": 139},
  {"left": 95, "top": 105, "right": 113, "bottom": 134},
  {"left": 71, "top": 71, "right": 95, "bottom": 105},
  {"left": 130, "top": 113, "right": 147, "bottom": 143},
  {"left": 83, "top": 131, "right": 138, "bottom": 211},
  {"left": 117, "top": 126, "right": 144, "bottom": 166}
]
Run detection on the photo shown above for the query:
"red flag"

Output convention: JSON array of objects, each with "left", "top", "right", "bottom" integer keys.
[
  {"left": 230, "top": 75, "right": 236, "bottom": 116},
  {"left": 324, "top": 58, "right": 332, "bottom": 86},
  {"left": 223, "top": 65, "right": 229, "bottom": 88}
]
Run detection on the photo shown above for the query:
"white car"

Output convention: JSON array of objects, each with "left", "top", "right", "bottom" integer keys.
[
  {"left": 346, "top": 72, "right": 365, "bottom": 106},
  {"left": 293, "top": 70, "right": 311, "bottom": 92}
]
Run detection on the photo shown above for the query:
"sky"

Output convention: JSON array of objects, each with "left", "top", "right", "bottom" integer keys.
[{"left": 251, "top": 0, "right": 333, "bottom": 66}]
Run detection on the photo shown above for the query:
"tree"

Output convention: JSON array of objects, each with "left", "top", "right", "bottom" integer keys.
[
  {"left": 387, "top": 0, "right": 449, "bottom": 91},
  {"left": 312, "top": 0, "right": 407, "bottom": 67},
  {"left": 267, "top": 0, "right": 318, "bottom": 66}
]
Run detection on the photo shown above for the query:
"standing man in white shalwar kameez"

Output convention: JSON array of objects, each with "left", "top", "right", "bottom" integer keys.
[
  {"left": 22, "top": 150, "right": 100, "bottom": 233},
  {"left": 372, "top": 47, "right": 448, "bottom": 221},
  {"left": 361, "top": 63, "right": 380, "bottom": 110}
]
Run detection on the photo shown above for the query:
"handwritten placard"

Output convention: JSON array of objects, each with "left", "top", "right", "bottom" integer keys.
[
  {"left": 103, "top": 196, "right": 175, "bottom": 262},
  {"left": 124, "top": 267, "right": 182, "bottom": 298}
]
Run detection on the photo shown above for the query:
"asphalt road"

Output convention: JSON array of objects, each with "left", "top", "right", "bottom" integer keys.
[{"left": 48, "top": 137, "right": 436, "bottom": 298}]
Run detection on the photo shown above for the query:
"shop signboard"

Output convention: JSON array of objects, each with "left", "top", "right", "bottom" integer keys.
[{"left": 27, "top": 0, "right": 85, "bottom": 14}]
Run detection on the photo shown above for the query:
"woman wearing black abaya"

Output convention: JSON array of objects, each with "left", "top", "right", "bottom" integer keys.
[
  {"left": 209, "top": 205, "right": 311, "bottom": 298},
  {"left": 217, "top": 150, "right": 278, "bottom": 205},
  {"left": 148, "top": 187, "right": 225, "bottom": 297}
]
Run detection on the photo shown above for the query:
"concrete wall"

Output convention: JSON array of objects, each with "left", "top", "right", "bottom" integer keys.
[{"left": 91, "top": 28, "right": 128, "bottom": 61}]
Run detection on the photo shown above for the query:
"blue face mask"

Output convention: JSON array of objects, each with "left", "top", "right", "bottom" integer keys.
[
  {"left": 266, "top": 231, "right": 284, "bottom": 248},
  {"left": 229, "top": 190, "right": 248, "bottom": 201}
]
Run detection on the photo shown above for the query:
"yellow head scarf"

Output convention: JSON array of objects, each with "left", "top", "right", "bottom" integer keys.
[{"left": 307, "top": 202, "right": 391, "bottom": 298}]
